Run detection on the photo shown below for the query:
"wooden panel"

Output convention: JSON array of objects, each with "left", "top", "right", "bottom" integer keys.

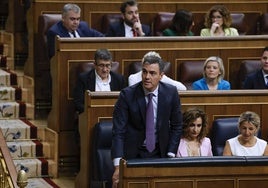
[
  {"left": 197, "top": 180, "right": 234, "bottom": 188},
  {"left": 155, "top": 180, "right": 193, "bottom": 188},
  {"left": 238, "top": 179, "right": 268, "bottom": 188}
]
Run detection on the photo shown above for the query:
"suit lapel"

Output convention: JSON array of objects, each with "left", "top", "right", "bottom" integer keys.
[
  {"left": 157, "top": 84, "right": 165, "bottom": 129},
  {"left": 87, "top": 70, "right": 96, "bottom": 91},
  {"left": 59, "top": 22, "right": 71, "bottom": 37},
  {"left": 119, "top": 22, "right": 126, "bottom": 36},
  {"left": 136, "top": 84, "right": 146, "bottom": 124}
]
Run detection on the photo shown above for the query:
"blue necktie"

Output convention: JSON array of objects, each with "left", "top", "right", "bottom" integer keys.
[
  {"left": 266, "top": 76, "right": 268, "bottom": 87},
  {"left": 146, "top": 93, "right": 155, "bottom": 152}
]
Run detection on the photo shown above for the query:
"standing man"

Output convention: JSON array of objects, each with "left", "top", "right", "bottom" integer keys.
[
  {"left": 243, "top": 46, "right": 268, "bottom": 89},
  {"left": 73, "top": 49, "right": 126, "bottom": 114},
  {"left": 111, "top": 51, "right": 182, "bottom": 187},
  {"left": 47, "top": 3, "right": 104, "bottom": 58},
  {"left": 106, "top": 0, "right": 151, "bottom": 37}
]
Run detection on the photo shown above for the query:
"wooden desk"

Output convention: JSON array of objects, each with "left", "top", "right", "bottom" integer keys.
[{"left": 75, "top": 90, "right": 268, "bottom": 188}]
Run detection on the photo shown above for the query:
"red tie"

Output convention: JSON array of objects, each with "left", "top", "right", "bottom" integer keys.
[{"left": 132, "top": 29, "right": 137, "bottom": 37}]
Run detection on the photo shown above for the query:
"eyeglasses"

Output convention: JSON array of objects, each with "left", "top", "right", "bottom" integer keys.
[
  {"left": 211, "top": 16, "right": 222, "bottom": 19},
  {"left": 96, "top": 64, "right": 112, "bottom": 69}
]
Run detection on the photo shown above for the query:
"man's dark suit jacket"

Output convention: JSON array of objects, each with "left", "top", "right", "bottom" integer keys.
[
  {"left": 47, "top": 21, "right": 104, "bottom": 58},
  {"left": 73, "top": 69, "right": 126, "bottom": 114},
  {"left": 105, "top": 21, "right": 151, "bottom": 37},
  {"left": 243, "top": 69, "right": 267, "bottom": 89},
  {"left": 111, "top": 82, "right": 182, "bottom": 160}
]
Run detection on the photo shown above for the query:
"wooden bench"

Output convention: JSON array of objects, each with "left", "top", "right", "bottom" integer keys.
[{"left": 75, "top": 90, "right": 268, "bottom": 188}]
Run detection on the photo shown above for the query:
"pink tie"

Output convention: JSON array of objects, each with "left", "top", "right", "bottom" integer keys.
[{"left": 146, "top": 93, "right": 155, "bottom": 152}]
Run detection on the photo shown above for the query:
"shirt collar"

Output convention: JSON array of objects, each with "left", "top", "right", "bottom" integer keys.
[
  {"left": 262, "top": 70, "right": 268, "bottom": 78},
  {"left": 95, "top": 70, "right": 111, "bottom": 84},
  {"left": 144, "top": 85, "right": 159, "bottom": 97}
]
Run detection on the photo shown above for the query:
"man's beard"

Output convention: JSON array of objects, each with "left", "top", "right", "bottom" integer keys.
[{"left": 124, "top": 19, "right": 136, "bottom": 27}]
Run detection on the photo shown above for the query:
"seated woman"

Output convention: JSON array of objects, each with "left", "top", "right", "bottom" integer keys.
[
  {"left": 177, "top": 107, "right": 213, "bottom": 157},
  {"left": 163, "top": 9, "right": 194, "bottom": 36},
  {"left": 223, "top": 111, "right": 268, "bottom": 156},
  {"left": 192, "top": 56, "right": 230, "bottom": 90},
  {"left": 200, "top": 5, "right": 239, "bottom": 37}
]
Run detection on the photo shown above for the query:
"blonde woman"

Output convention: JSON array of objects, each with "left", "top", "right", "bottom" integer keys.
[
  {"left": 192, "top": 56, "right": 230, "bottom": 90},
  {"left": 223, "top": 111, "right": 268, "bottom": 156}
]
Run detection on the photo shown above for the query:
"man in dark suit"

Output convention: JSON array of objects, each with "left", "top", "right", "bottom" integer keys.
[
  {"left": 47, "top": 3, "right": 104, "bottom": 58},
  {"left": 111, "top": 51, "right": 182, "bottom": 187},
  {"left": 73, "top": 49, "right": 126, "bottom": 114},
  {"left": 105, "top": 0, "right": 151, "bottom": 37},
  {"left": 243, "top": 46, "right": 268, "bottom": 89}
]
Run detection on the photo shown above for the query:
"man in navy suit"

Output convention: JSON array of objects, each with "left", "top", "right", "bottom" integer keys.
[
  {"left": 47, "top": 3, "right": 104, "bottom": 58},
  {"left": 105, "top": 0, "right": 151, "bottom": 37},
  {"left": 73, "top": 49, "right": 126, "bottom": 114},
  {"left": 243, "top": 46, "right": 268, "bottom": 89},
  {"left": 111, "top": 51, "right": 182, "bottom": 187}
]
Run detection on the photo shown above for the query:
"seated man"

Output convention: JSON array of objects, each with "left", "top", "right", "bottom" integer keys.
[
  {"left": 105, "top": 0, "right": 151, "bottom": 37},
  {"left": 73, "top": 49, "right": 126, "bottom": 114},
  {"left": 243, "top": 46, "right": 268, "bottom": 89},
  {"left": 128, "top": 52, "right": 187, "bottom": 90},
  {"left": 47, "top": 3, "right": 104, "bottom": 58}
]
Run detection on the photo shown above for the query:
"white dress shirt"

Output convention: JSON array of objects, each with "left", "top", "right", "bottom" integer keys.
[{"left": 95, "top": 71, "right": 111, "bottom": 91}]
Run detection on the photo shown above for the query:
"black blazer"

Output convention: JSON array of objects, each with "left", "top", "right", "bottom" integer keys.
[
  {"left": 73, "top": 69, "right": 126, "bottom": 113},
  {"left": 105, "top": 21, "right": 151, "bottom": 37},
  {"left": 243, "top": 69, "right": 267, "bottom": 89},
  {"left": 111, "top": 82, "right": 182, "bottom": 160},
  {"left": 47, "top": 21, "right": 104, "bottom": 58}
]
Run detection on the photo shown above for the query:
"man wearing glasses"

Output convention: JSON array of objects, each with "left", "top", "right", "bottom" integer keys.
[
  {"left": 73, "top": 49, "right": 126, "bottom": 114},
  {"left": 47, "top": 3, "right": 104, "bottom": 59}
]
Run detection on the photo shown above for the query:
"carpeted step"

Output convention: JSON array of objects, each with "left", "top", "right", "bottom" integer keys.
[
  {"left": 0, "top": 119, "right": 37, "bottom": 141},
  {"left": 6, "top": 140, "right": 43, "bottom": 159},
  {"left": 13, "top": 158, "right": 48, "bottom": 177},
  {"left": 27, "top": 177, "right": 60, "bottom": 188},
  {"left": 0, "top": 86, "right": 22, "bottom": 101},
  {"left": 0, "top": 68, "right": 17, "bottom": 86},
  {"left": 0, "top": 101, "right": 26, "bottom": 118}
]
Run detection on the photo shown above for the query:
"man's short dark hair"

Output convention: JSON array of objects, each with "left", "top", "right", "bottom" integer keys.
[
  {"left": 142, "top": 51, "right": 165, "bottom": 73},
  {"left": 120, "top": 0, "right": 138, "bottom": 14},
  {"left": 94, "top": 49, "right": 113, "bottom": 63},
  {"left": 263, "top": 46, "right": 268, "bottom": 53}
]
